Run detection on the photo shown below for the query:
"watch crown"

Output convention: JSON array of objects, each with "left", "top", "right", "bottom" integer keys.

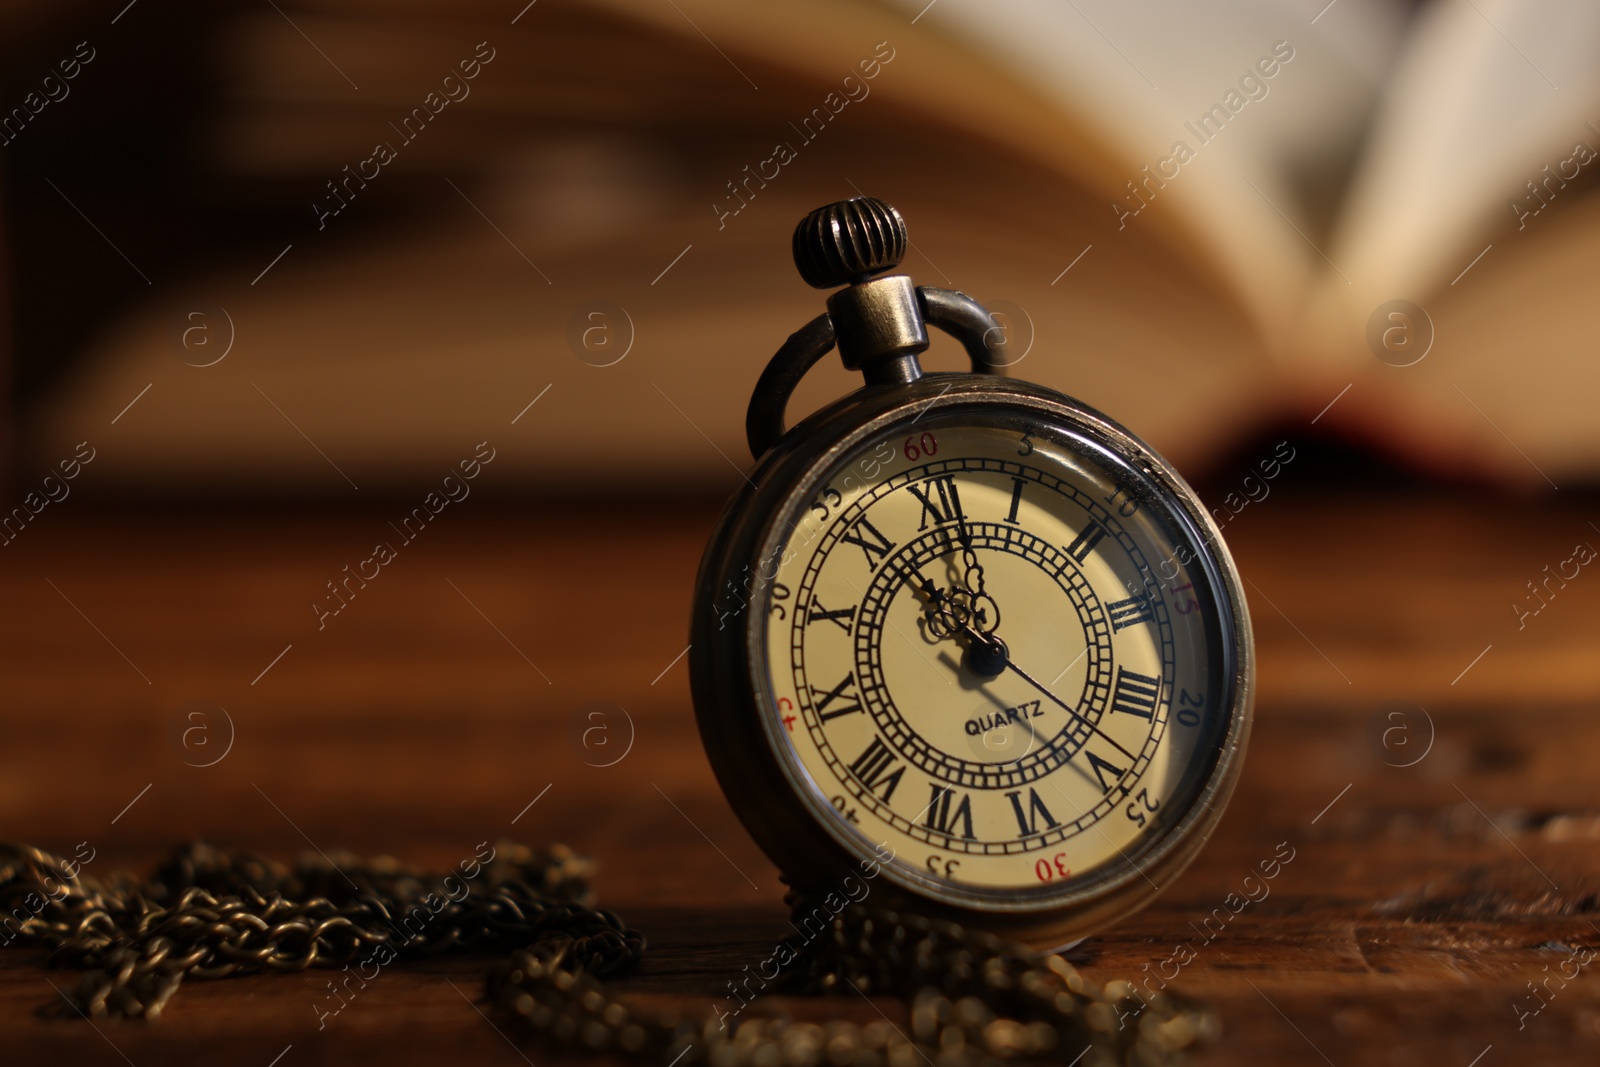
[{"left": 792, "top": 196, "right": 907, "bottom": 289}]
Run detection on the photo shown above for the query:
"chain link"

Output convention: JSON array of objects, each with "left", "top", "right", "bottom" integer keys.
[{"left": 1, "top": 842, "right": 1215, "bottom": 1064}]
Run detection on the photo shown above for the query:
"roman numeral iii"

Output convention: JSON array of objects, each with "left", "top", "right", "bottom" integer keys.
[
  {"left": 1110, "top": 667, "right": 1161, "bottom": 720},
  {"left": 1106, "top": 593, "right": 1155, "bottom": 631}
]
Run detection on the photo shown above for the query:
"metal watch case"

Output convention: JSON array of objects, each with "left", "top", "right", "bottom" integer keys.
[{"left": 689, "top": 371, "right": 1254, "bottom": 947}]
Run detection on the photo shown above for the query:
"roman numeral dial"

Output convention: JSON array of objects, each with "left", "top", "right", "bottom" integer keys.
[{"left": 764, "top": 428, "right": 1209, "bottom": 893}]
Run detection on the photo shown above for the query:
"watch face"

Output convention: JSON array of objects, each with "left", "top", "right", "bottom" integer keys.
[{"left": 749, "top": 401, "right": 1241, "bottom": 913}]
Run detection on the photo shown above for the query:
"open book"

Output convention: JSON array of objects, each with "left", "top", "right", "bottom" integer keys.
[{"left": 30, "top": 0, "right": 1600, "bottom": 492}]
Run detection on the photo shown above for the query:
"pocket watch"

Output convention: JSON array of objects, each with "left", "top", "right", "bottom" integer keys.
[{"left": 690, "top": 197, "right": 1253, "bottom": 947}]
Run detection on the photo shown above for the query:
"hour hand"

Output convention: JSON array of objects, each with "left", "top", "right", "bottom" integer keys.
[{"left": 915, "top": 577, "right": 1009, "bottom": 676}]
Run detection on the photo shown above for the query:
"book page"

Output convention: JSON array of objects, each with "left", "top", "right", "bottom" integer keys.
[
  {"left": 1307, "top": 0, "right": 1600, "bottom": 481},
  {"left": 1325, "top": 0, "right": 1600, "bottom": 323},
  {"left": 884, "top": 0, "right": 1411, "bottom": 348}
]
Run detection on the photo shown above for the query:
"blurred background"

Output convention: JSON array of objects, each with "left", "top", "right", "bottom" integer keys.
[
  {"left": 3, "top": 0, "right": 1598, "bottom": 494},
  {"left": 2, "top": 1, "right": 1599, "bottom": 1064}
]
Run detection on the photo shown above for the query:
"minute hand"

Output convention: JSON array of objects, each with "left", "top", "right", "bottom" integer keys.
[{"left": 994, "top": 651, "right": 1141, "bottom": 767}]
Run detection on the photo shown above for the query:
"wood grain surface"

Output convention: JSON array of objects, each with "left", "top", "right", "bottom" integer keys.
[{"left": 1, "top": 490, "right": 1598, "bottom": 1065}]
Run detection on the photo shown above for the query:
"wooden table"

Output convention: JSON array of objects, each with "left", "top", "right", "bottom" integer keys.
[{"left": 2, "top": 490, "right": 1598, "bottom": 1065}]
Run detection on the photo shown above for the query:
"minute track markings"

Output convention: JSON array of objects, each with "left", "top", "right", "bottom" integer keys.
[
  {"left": 835, "top": 569, "right": 951, "bottom": 688},
  {"left": 796, "top": 457, "right": 1147, "bottom": 590},
  {"left": 853, "top": 521, "right": 1142, "bottom": 792},
  {"left": 1040, "top": 774, "right": 1167, "bottom": 894},
  {"left": 901, "top": 520, "right": 1151, "bottom": 774}
]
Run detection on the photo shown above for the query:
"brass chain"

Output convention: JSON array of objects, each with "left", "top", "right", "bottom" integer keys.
[{"left": 0, "top": 841, "right": 1215, "bottom": 1064}]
